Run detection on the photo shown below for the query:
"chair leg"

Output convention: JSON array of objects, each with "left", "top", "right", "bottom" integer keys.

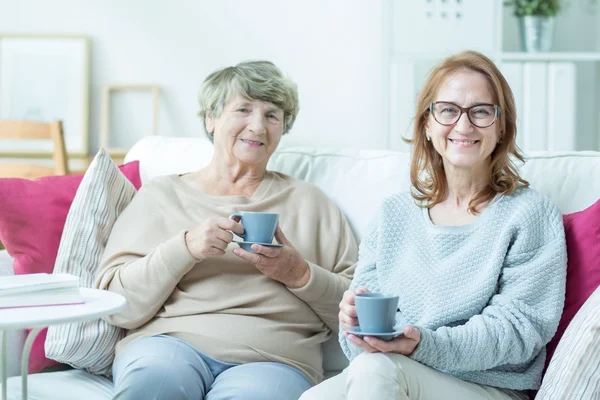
[{"left": 50, "top": 121, "right": 69, "bottom": 175}]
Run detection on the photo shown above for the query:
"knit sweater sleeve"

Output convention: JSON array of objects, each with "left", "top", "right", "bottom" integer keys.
[
  {"left": 410, "top": 197, "right": 567, "bottom": 372},
  {"left": 339, "top": 213, "right": 381, "bottom": 360},
  {"left": 95, "top": 180, "right": 198, "bottom": 329},
  {"left": 287, "top": 203, "right": 358, "bottom": 333}
]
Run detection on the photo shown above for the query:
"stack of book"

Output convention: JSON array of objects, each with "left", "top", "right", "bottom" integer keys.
[{"left": 0, "top": 273, "right": 84, "bottom": 309}]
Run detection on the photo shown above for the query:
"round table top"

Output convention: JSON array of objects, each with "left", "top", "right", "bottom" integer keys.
[{"left": 0, "top": 288, "right": 126, "bottom": 330}]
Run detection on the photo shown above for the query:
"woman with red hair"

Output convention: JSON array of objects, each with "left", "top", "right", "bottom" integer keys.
[{"left": 301, "top": 51, "right": 567, "bottom": 400}]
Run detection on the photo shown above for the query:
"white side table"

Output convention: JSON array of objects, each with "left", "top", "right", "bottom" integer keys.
[{"left": 0, "top": 288, "right": 126, "bottom": 400}]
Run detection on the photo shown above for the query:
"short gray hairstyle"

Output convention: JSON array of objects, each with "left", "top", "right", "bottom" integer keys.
[{"left": 198, "top": 61, "right": 299, "bottom": 142}]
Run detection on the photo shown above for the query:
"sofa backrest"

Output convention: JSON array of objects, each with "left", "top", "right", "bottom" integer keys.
[
  {"left": 126, "top": 136, "right": 600, "bottom": 240},
  {"left": 125, "top": 136, "right": 600, "bottom": 374}
]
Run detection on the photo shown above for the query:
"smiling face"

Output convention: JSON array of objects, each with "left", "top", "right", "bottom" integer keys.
[
  {"left": 426, "top": 69, "right": 501, "bottom": 173},
  {"left": 206, "top": 94, "right": 285, "bottom": 168}
]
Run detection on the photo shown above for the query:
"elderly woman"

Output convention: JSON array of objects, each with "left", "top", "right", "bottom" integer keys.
[
  {"left": 96, "top": 61, "right": 358, "bottom": 400},
  {"left": 301, "top": 51, "right": 567, "bottom": 400}
]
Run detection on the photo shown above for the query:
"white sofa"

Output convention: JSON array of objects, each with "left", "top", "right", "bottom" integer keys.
[{"left": 1, "top": 136, "right": 600, "bottom": 399}]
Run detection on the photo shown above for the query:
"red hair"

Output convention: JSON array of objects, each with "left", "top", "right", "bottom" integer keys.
[{"left": 407, "top": 51, "right": 529, "bottom": 214}]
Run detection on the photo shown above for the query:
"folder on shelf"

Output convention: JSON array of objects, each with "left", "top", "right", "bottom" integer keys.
[
  {"left": 547, "top": 62, "right": 576, "bottom": 151},
  {"left": 0, "top": 273, "right": 84, "bottom": 309},
  {"left": 501, "top": 61, "right": 577, "bottom": 152},
  {"left": 522, "top": 62, "right": 548, "bottom": 151}
]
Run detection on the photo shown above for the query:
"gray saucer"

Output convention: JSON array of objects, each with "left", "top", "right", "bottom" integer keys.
[
  {"left": 346, "top": 326, "right": 404, "bottom": 341},
  {"left": 234, "top": 241, "right": 284, "bottom": 252}
]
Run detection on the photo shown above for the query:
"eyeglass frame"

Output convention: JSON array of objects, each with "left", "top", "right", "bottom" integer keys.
[{"left": 428, "top": 101, "right": 501, "bottom": 128}]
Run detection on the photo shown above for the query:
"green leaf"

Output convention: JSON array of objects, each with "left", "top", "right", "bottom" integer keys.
[{"left": 506, "top": 0, "right": 560, "bottom": 16}]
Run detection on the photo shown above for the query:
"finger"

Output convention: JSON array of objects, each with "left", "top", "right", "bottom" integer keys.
[
  {"left": 232, "top": 248, "right": 262, "bottom": 265},
  {"left": 339, "top": 312, "right": 358, "bottom": 327},
  {"left": 208, "top": 234, "right": 232, "bottom": 251},
  {"left": 339, "top": 302, "right": 358, "bottom": 318},
  {"left": 363, "top": 336, "right": 392, "bottom": 352},
  {"left": 346, "top": 287, "right": 369, "bottom": 306},
  {"left": 274, "top": 224, "right": 289, "bottom": 246},
  {"left": 218, "top": 217, "right": 245, "bottom": 236},
  {"left": 343, "top": 290, "right": 356, "bottom": 305},
  {"left": 215, "top": 229, "right": 234, "bottom": 244},
  {"left": 371, "top": 334, "right": 415, "bottom": 355},
  {"left": 250, "top": 244, "right": 282, "bottom": 258},
  {"left": 404, "top": 326, "right": 420, "bottom": 342},
  {"left": 208, "top": 247, "right": 226, "bottom": 257},
  {"left": 340, "top": 317, "right": 359, "bottom": 329},
  {"left": 347, "top": 334, "right": 379, "bottom": 353}
]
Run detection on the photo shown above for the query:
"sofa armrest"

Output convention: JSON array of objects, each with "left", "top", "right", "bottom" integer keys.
[
  {"left": 0, "top": 249, "right": 27, "bottom": 377},
  {"left": 322, "top": 335, "right": 349, "bottom": 377}
]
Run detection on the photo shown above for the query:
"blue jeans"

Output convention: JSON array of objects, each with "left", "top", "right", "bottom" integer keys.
[{"left": 112, "top": 335, "right": 312, "bottom": 400}]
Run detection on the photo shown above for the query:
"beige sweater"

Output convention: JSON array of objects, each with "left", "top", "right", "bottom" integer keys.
[{"left": 96, "top": 171, "right": 358, "bottom": 384}]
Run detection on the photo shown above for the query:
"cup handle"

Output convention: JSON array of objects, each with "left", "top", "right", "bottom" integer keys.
[{"left": 228, "top": 213, "right": 245, "bottom": 240}]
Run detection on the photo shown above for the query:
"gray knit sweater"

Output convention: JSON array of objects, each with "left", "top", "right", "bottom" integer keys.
[{"left": 340, "top": 188, "right": 567, "bottom": 390}]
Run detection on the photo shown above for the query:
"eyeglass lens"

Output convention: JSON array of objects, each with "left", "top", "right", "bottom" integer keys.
[{"left": 432, "top": 102, "right": 497, "bottom": 128}]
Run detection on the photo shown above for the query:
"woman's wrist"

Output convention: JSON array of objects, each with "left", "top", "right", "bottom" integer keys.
[{"left": 286, "top": 261, "right": 311, "bottom": 288}]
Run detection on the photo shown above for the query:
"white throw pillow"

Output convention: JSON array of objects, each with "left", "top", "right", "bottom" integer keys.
[
  {"left": 45, "top": 148, "right": 136, "bottom": 376},
  {"left": 537, "top": 286, "right": 600, "bottom": 399}
]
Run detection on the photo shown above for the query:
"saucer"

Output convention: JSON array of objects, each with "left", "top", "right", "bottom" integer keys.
[
  {"left": 346, "top": 326, "right": 404, "bottom": 341},
  {"left": 234, "top": 241, "right": 284, "bottom": 252}
]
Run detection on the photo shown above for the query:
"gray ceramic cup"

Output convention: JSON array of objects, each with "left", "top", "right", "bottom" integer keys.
[
  {"left": 355, "top": 292, "right": 399, "bottom": 333},
  {"left": 228, "top": 212, "right": 279, "bottom": 243}
]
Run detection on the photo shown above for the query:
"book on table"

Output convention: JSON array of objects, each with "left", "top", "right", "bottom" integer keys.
[{"left": 0, "top": 273, "right": 84, "bottom": 309}]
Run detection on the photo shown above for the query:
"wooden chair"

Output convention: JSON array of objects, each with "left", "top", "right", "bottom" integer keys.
[{"left": 0, "top": 120, "right": 69, "bottom": 179}]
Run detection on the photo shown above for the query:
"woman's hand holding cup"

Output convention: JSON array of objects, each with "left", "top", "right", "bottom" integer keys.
[
  {"left": 232, "top": 225, "right": 310, "bottom": 288},
  {"left": 341, "top": 289, "right": 422, "bottom": 356},
  {"left": 339, "top": 288, "right": 369, "bottom": 331},
  {"left": 185, "top": 217, "right": 244, "bottom": 261}
]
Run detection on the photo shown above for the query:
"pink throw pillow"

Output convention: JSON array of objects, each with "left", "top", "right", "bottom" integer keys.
[
  {"left": 0, "top": 161, "right": 141, "bottom": 373},
  {"left": 545, "top": 198, "right": 600, "bottom": 372}
]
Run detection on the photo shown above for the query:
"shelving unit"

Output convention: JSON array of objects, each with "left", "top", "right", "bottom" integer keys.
[
  {"left": 501, "top": 52, "right": 600, "bottom": 62},
  {"left": 384, "top": 0, "right": 600, "bottom": 152},
  {"left": 499, "top": 1, "right": 600, "bottom": 152}
]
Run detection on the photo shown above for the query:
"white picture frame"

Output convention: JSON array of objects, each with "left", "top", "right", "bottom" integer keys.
[
  {"left": 100, "top": 84, "right": 160, "bottom": 158},
  {"left": 0, "top": 34, "right": 89, "bottom": 158}
]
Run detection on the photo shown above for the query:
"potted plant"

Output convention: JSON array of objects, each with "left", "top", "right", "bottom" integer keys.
[{"left": 505, "top": 0, "right": 561, "bottom": 52}]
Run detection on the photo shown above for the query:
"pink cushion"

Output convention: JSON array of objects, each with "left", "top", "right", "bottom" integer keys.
[
  {"left": 0, "top": 162, "right": 141, "bottom": 373},
  {"left": 545, "top": 198, "right": 600, "bottom": 372}
]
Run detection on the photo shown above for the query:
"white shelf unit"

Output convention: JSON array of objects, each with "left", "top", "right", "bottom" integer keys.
[
  {"left": 384, "top": 0, "right": 600, "bottom": 152},
  {"left": 501, "top": 52, "right": 600, "bottom": 62},
  {"left": 500, "top": 0, "right": 600, "bottom": 152}
]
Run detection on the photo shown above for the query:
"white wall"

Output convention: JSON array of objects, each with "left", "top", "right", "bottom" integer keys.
[
  {"left": 0, "top": 0, "right": 387, "bottom": 153},
  {"left": 2, "top": 0, "right": 599, "bottom": 156}
]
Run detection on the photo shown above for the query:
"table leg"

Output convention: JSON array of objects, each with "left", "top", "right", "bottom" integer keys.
[
  {"left": 20, "top": 328, "right": 42, "bottom": 400},
  {"left": 1, "top": 330, "right": 6, "bottom": 400}
]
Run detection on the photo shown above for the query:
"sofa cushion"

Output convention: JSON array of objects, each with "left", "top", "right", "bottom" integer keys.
[
  {"left": 45, "top": 149, "right": 135, "bottom": 376},
  {"left": 520, "top": 152, "right": 600, "bottom": 214},
  {"left": 126, "top": 137, "right": 600, "bottom": 216},
  {"left": 537, "top": 286, "right": 600, "bottom": 399},
  {"left": 544, "top": 198, "right": 600, "bottom": 370},
  {"left": 267, "top": 148, "right": 411, "bottom": 239},
  {"left": 4, "top": 369, "right": 112, "bottom": 400},
  {"left": 0, "top": 161, "right": 141, "bottom": 374}
]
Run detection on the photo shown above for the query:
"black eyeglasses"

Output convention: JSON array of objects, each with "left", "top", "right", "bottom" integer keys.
[{"left": 429, "top": 101, "right": 500, "bottom": 128}]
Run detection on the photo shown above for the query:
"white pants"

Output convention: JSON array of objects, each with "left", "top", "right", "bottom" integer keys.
[{"left": 300, "top": 353, "right": 527, "bottom": 400}]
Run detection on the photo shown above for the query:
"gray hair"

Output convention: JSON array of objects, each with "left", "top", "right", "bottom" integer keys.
[{"left": 198, "top": 61, "right": 299, "bottom": 142}]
